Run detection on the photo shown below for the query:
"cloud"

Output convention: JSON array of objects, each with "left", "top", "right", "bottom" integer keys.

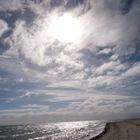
[
  {"left": 1, "top": 0, "right": 140, "bottom": 90},
  {"left": 21, "top": 104, "right": 47, "bottom": 108},
  {"left": 0, "top": 19, "right": 9, "bottom": 37},
  {"left": 0, "top": 0, "right": 24, "bottom": 11},
  {"left": 4, "top": 0, "right": 139, "bottom": 71},
  {"left": 0, "top": 0, "right": 140, "bottom": 124},
  {"left": 123, "top": 62, "right": 140, "bottom": 77},
  {"left": 57, "top": 95, "right": 140, "bottom": 115},
  {"left": 1, "top": 94, "right": 140, "bottom": 125},
  {"left": 96, "top": 48, "right": 112, "bottom": 55},
  {"left": 18, "top": 88, "right": 87, "bottom": 103},
  {"left": 95, "top": 60, "right": 127, "bottom": 75}
]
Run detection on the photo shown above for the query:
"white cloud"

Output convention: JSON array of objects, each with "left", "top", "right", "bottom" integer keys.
[
  {"left": 4, "top": 0, "right": 139, "bottom": 78},
  {"left": 95, "top": 60, "right": 127, "bottom": 75},
  {"left": 0, "top": 19, "right": 9, "bottom": 37},
  {"left": 21, "top": 104, "right": 48, "bottom": 109},
  {"left": 97, "top": 48, "right": 112, "bottom": 55},
  {"left": 123, "top": 62, "right": 140, "bottom": 78},
  {"left": 87, "top": 75, "right": 121, "bottom": 87}
]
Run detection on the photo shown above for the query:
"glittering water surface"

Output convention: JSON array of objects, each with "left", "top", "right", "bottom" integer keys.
[{"left": 0, "top": 121, "right": 106, "bottom": 140}]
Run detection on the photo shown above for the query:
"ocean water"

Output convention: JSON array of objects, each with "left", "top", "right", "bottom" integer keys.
[{"left": 0, "top": 121, "right": 106, "bottom": 140}]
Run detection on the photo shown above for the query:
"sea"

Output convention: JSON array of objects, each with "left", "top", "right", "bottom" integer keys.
[{"left": 0, "top": 121, "right": 106, "bottom": 140}]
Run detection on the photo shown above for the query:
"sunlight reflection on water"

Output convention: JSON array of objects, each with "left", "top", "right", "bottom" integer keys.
[{"left": 0, "top": 121, "right": 106, "bottom": 140}]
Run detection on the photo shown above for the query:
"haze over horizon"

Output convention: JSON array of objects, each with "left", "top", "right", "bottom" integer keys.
[{"left": 0, "top": 0, "right": 140, "bottom": 125}]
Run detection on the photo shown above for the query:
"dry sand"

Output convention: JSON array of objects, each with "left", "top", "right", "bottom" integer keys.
[{"left": 90, "top": 120, "right": 140, "bottom": 140}]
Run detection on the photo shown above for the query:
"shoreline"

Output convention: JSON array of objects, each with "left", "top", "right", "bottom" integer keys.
[{"left": 90, "top": 119, "right": 140, "bottom": 140}]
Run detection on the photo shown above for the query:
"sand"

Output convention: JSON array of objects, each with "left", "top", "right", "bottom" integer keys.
[{"left": 90, "top": 120, "right": 140, "bottom": 140}]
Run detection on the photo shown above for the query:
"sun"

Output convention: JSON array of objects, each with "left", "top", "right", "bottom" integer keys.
[{"left": 48, "top": 13, "right": 82, "bottom": 44}]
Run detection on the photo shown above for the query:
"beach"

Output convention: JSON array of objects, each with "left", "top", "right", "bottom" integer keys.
[{"left": 90, "top": 120, "right": 140, "bottom": 140}]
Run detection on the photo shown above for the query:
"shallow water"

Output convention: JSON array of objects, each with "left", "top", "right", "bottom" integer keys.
[{"left": 0, "top": 121, "right": 106, "bottom": 140}]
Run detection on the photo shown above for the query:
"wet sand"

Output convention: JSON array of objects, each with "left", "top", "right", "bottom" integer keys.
[{"left": 90, "top": 120, "right": 140, "bottom": 140}]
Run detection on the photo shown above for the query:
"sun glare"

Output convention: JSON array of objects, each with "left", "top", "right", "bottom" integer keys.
[{"left": 48, "top": 13, "right": 82, "bottom": 43}]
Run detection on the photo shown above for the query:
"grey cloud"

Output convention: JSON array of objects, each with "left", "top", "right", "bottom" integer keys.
[{"left": 0, "top": 0, "right": 24, "bottom": 11}]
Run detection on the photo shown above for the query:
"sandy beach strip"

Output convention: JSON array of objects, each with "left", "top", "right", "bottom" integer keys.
[{"left": 90, "top": 120, "right": 140, "bottom": 140}]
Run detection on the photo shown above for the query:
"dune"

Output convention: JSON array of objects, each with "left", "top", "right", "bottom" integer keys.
[{"left": 90, "top": 120, "right": 140, "bottom": 140}]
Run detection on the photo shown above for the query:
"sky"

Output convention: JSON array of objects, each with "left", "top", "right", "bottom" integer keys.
[{"left": 0, "top": 0, "right": 140, "bottom": 125}]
